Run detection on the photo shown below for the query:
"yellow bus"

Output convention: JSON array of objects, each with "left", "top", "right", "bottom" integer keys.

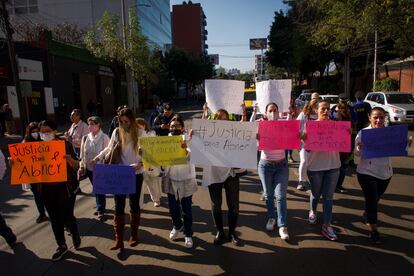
[{"left": 244, "top": 87, "right": 256, "bottom": 107}]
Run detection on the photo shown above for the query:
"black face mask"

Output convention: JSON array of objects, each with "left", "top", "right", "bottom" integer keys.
[{"left": 170, "top": 130, "right": 182, "bottom": 136}]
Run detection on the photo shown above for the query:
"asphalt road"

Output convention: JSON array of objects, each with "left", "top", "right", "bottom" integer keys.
[{"left": 0, "top": 107, "right": 413, "bottom": 276}]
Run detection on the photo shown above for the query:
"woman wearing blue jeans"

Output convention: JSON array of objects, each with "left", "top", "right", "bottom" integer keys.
[
  {"left": 257, "top": 103, "right": 290, "bottom": 240},
  {"left": 303, "top": 100, "right": 341, "bottom": 241}
]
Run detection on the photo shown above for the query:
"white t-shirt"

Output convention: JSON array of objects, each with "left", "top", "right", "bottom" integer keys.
[
  {"left": 306, "top": 150, "right": 341, "bottom": 171},
  {"left": 355, "top": 126, "right": 393, "bottom": 180}
]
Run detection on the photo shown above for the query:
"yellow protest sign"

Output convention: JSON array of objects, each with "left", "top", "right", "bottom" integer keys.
[
  {"left": 139, "top": 136, "right": 187, "bottom": 167},
  {"left": 8, "top": 140, "right": 68, "bottom": 184}
]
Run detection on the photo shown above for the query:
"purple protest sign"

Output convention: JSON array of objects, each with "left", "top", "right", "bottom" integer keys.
[
  {"left": 361, "top": 125, "right": 408, "bottom": 159},
  {"left": 93, "top": 164, "right": 136, "bottom": 195},
  {"left": 258, "top": 120, "right": 301, "bottom": 150},
  {"left": 305, "top": 121, "right": 351, "bottom": 152}
]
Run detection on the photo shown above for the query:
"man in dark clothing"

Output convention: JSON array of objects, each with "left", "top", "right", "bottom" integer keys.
[
  {"left": 352, "top": 91, "right": 372, "bottom": 132},
  {"left": 153, "top": 103, "right": 175, "bottom": 136}
]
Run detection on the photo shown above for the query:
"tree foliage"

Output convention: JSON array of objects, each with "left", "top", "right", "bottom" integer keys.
[
  {"left": 374, "top": 77, "right": 399, "bottom": 91},
  {"left": 11, "top": 19, "right": 85, "bottom": 46},
  {"left": 305, "top": 0, "right": 414, "bottom": 56},
  {"left": 84, "top": 11, "right": 158, "bottom": 85},
  {"left": 164, "top": 47, "right": 213, "bottom": 88}
]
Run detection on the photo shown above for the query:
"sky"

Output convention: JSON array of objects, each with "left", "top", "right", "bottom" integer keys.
[{"left": 170, "top": 0, "right": 288, "bottom": 73}]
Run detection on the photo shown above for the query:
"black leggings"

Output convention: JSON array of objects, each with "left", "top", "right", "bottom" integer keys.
[
  {"left": 42, "top": 183, "right": 78, "bottom": 247},
  {"left": 114, "top": 174, "right": 143, "bottom": 215},
  {"left": 357, "top": 173, "right": 391, "bottom": 224},
  {"left": 208, "top": 176, "right": 240, "bottom": 234}
]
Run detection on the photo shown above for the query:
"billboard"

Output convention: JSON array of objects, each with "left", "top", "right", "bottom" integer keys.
[{"left": 249, "top": 38, "right": 267, "bottom": 50}]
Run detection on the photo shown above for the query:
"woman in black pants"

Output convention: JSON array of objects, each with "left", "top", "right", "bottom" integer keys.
[
  {"left": 22, "top": 122, "right": 49, "bottom": 223},
  {"left": 201, "top": 108, "right": 246, "bottom": 246},
  {"left": 92, "top": 108, "right": 145, "bottom": 251},
  {"left": 38, "top": 120, "right": 81, "bottom": 261},
  {"left": 355, "top": 107, "right": 412, "bottom": 243}
]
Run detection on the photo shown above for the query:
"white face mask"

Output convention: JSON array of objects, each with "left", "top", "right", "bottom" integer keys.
[
  {"left": 267, "top": 112, "right": 278, "bottom": 121},
  {"left": 40, "top": 133, "right": 54, "bottom": 141},
  {"left": 31, "top": 132, "right": 39, "bottom": 140}
]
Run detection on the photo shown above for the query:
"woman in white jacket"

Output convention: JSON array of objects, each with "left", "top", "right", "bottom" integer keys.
[
  {"left": 164, "top": 115, "right": 197, "bottom": 248},
  {"left": 79, "top": 116, "right": 110, "bottom": 220}
]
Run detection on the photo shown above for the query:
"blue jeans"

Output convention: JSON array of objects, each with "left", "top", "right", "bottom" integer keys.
[
  {"left": 167, "top": 194, "right": 193, "bottom": 237},
  {"left": 307, "top": 169, "right": 339, "bottom": 225},
  {"left": 258, "top": 159, "right": 289, "bottom": 227},
  {"left": 87, "top": 169, "right": 106, "bottom": 213}
]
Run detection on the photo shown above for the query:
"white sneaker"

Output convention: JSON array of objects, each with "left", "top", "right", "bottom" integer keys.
[
  {"left": 169, "top": 226, "right": 183, "bottom": 240},
  {"left": 266, "top": 218, "right": 276, "bottom": 231},
  {"left": 279, "top": 227, "right": 290, "bottom": 240},
  {"left": 309, "top": 210, "right": 317, "bottom": 224},
  {"left": 184, "top": 237, "right": 193, "bottom": 248},
  {"left": 154, "top": 201, "right": 160, "bottom": 207}
]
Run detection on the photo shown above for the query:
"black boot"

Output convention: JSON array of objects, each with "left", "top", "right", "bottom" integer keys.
[
  {"left": 228, "top": 213, "right": 241, "bottom": 246},
  {"left": 212, "top": 212, "right": 226, "bottom": 245},
  {"left": 214, "top": 231, "right": 227, "bottom": 245}
]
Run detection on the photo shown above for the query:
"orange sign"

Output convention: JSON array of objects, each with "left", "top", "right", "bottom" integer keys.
[{"left": 8, "top": 141, "right": 67, "bottom": 184}]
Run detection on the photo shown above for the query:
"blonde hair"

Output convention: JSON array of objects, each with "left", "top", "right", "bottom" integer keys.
[
  {"left": 118, "top": 108, "right": 140, "bottom": 154},
  {"left": 303, "top": 99, "right": 319, "bottom": 117}
]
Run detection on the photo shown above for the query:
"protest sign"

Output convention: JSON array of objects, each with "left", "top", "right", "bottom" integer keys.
[
  {"left": 93, "top": 164, "right": 136, "bottom": 195},
  {"left": 256, "top": 80, "right": 292, "bottom": 114},
  {"left": 304, "top": 121, "right": 351, "bottom": 152},
  {"left": 190, "top": 119, "right": 258, "bottom": 169},
  {"left": 139, "top": 136, "right": 187, "bottom": 167},
  {"left": 258, "top": 120, "right": 301, "bottom": 150},
  {"left": 361, "top": 125, "right": 408, "bottom": 159},
  {"left": 205, "top": 79, "right": 245, "bottom": 114},
  {"left": 8, "top": 141, "right": 67, "bottom": 184}
]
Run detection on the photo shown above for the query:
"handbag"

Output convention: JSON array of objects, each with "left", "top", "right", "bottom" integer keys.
[{"left": 104, "top": 129, "right": 122, "bottom": 164}]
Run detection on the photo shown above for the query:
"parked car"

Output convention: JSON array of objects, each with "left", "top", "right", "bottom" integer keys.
[
  {"left": 295, "top": 92, "right": 312, "bottom": 109},
  {"left": 364, "top": 91, "right": 414, "bottom": 124},
  {"left": 320, "top": 95, "right": 339, "bottom": 109}
]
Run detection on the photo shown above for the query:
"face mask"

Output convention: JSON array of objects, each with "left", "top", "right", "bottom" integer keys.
[
  {"left": 40, "top": 133, "right": 54, "bottom": 141},
  {"left": 170, "top": 129, "right": 182, "bottom": 136},
  {"left": 31, "top": 132, "right": 39, "bottom": 140},
  {"left": 88, "top": 125, "right": 99, "bottom": 133},
  {"left": 120, "top": 123, "right": 130, "bottom": 132},
  {"left": 267, "top": 112, "right": 278, "bottom": 121}
]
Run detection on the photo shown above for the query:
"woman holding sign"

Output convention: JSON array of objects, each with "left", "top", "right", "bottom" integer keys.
[
  {"left": 164, "top": 115, "right": 197, "bottom": 248},
  {"left": 92, "top": 108, "right": 145, "bottom": 251},
  {"left": 302, "top": 100, "right": 341, "bottom": 241},
  {"left": 38, "top": 120, "right": 81, "bottom": 261},
  {"left": 202, "top": 107, "right": 245, "bottom": 246},
  {"left": 355, "top": 107, "right": 412, "bottom": 244},
  {"left": 22, "top": 122, "right": 49, "bottom": 224},
  {"left": 256, "top": 103, "right": 290, "bottom": 240},
  {"left": 79, "top": 116, "right": 110, "bottom": 220}
]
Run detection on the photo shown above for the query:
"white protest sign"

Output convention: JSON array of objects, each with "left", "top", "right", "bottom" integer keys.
[
  {"left": 205, "top": 79, "right": 245, "bottom": 114},
  {"left": 256, "top": 79, "right": 292, "bottom": 114},
  {"left": 190, "top": 119, "right": 258, "bottom": 169}
]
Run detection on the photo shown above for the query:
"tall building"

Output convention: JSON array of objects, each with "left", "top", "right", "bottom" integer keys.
[
  {"left": 171, "top": 1, "right": 208, "bottom": 57},
  {"left": 6, "top": 0, "right": 171, "bottom": 50}
]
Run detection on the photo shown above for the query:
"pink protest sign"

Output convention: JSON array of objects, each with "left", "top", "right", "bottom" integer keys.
[
  {"left": 304, "top": 120, "right": 351, "bottom": 152},
  {"left": 258, "top": 120, "right": 301, "bottom": 150}
]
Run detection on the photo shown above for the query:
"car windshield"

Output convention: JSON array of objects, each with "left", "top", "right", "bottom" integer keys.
[
  {"left": 321, "top": 96, "right": 338, "bottom": 104},
  {"left": 244, "top": 92, "right": 256, "bottom": 101},
  {"left": 304, "top": 94, "right": 311, "bottom": 101},
  {"left": 386, "top": 94, "right": 414, "bottom": 104}
]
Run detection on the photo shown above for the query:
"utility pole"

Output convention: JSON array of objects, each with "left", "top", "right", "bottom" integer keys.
[
  {"left": 0, "top": 0, "right": 27, "bottom": 133},
  {"left": 373, "top": 30, "right": 378, "bottom": 91}
]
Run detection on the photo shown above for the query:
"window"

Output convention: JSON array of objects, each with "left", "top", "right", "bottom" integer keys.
[
  {"left": 386, "top": 94, "right": 414, "bottom": 104},
  {"left": 377, "top": 94, "right": 385, "bottom": 104},
  {"left": 12, "top": 0, "right": 38, "bottom": 15}
]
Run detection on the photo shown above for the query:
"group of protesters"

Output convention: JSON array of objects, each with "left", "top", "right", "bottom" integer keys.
[{"left": 0, "top": 92, "right": 412, "bottom": 262}]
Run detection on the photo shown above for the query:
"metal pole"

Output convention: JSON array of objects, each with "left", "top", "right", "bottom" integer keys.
[
  {"left": 260, "top": 48, "right": 263, "bottom": 80},
  {"left": 373, "top": 30, "right": 378, "bottom": 91},
  {"left": 1, "top": 0, "right": 27, "bottom": 133}
]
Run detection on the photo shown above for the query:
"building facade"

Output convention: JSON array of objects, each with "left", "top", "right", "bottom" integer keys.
[{"left": 172, "top": 1, "right": 207, "bottom": 57}]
